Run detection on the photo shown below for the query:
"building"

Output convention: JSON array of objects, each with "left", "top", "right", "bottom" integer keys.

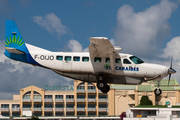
[{"left": 0, "top": 79, "right": 180, "bottom": 117}]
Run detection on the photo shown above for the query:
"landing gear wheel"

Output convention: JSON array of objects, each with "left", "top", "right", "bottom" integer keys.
[
  {"left": 97, "top": 81, "right": 106, "bottom": 90},
  {"left": 154, "top": 88, "right": 162, "bottom": 96},
  {"left": 101, "top": 85, "right": 110, "bottom": 93}
]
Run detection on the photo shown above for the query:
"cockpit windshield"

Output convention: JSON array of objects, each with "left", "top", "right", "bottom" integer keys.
[{"left": 129, "top": 56, "right": 144, "bottom": 64}]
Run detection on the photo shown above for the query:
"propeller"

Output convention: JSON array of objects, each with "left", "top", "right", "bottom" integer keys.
[{"left": 168, "top": 57, "right": 176, "bottom": 86}]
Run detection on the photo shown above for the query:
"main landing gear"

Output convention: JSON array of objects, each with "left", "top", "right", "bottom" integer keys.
[
  {"left": 154, "top": 81, "right": 162, "bottom": 96},
  {"left": 97, "top": 76, "right": 110, "bottom": 93}
]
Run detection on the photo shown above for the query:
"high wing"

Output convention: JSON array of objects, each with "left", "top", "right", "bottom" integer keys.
[{"left": 89, "top": 37, "right": 122, "bottom": 74}]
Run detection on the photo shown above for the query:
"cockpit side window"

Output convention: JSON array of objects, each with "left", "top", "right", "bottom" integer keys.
[
  {"left": 129, "top": 56, "right": 144, "bottom": 64},
  {"left": 123, "top": 59, "right": 131, "bottom": 64}
]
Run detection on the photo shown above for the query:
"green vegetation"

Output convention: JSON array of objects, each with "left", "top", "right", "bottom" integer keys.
[{"left": 140, "top": 96, "right": 152, "bottom": 105}]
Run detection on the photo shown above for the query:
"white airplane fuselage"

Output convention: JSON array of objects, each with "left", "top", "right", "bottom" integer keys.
[{"left": 25, "top": 43, "right": 169, "bottom": 85}]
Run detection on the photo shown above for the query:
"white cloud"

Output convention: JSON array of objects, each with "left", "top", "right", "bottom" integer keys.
[
  {"left": 115, "top": 0, "right": 178, "bottom": 58},
  {"left": 110, "top": 38, "right": 115, "bottom": 46},
  {"left": 162, "top": 37, "right": 180, "bottom": 62},
  {"left": 68, "top": 39, "right": 88, "bottom": 52},
  {"left": 32, "top": 13, "right": 69, "bottom": 39}
]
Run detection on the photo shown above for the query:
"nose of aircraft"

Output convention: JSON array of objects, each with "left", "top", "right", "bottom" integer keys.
[{"left": 168, "top": 68, "right": 176, "bottom": 74}]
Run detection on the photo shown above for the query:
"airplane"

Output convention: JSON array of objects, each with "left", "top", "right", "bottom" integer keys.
[{"left": 4, "top": 20, "right": 176, "bottom": 96}]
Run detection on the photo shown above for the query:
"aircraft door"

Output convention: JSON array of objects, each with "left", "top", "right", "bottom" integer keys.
[{"left": 63, "top": 56, "right": 72, "bottom": 72}]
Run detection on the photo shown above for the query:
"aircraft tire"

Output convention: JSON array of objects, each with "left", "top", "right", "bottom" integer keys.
[
  {"left": 97, "top": 81, "right": 106, "bottom": 90},
  {"left": 101, "top": 85, "right": 110, "bottom": 93},
  {"left": 154, "top": 88, "right": 162, "bottom": 96}
]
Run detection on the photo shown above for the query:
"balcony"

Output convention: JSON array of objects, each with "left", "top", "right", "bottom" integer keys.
[
  {"left": 76, "top": 89, "right": 85, "bottom": 93},
  {"left": 76, "top": 107, "right": 85, "bottom": 112},
  {"left": 11, "top": 108, "right": 20, "bottom": 112},
  {"left": 88, "top": 107, "right": 96, "bottom": 111},
  {"left": 55, "top": 107, "right": 64, "bottom": 112},
  {"left": 55, "top": 98, "right": 63, "bottom": 102},
  {"left": 66, "top": 107, "right": 74, "bottom": 112},
  {"left": 33, "top": 107, "right": 42, "bottom": 111},
  {"left": 87, "top": 89, "right": 96, "bottom": 93},
  {"left": 98, "top": 108, "right": 107, "bottom": 112},
  {"left": 66, "top": 98, "right": 74, "bottom": 102},
  {"left": 87, "top": 98, "right": 96, "bottom": 102},
  {"left": 98, "top": 98, "right": 107, "bottom": 102},
  {"left": 44, "top": 107, "right": 53, "bottom": 111},
  {"left": 44, "top": 98, "right": 53, "bottom": 102},
  {"left": 22, "top": 98, "right": 31, "bottom": 102},
  {"left": 1, "top": 107, "right": 9, "bottom": 111},
  {"left": 22, "top": 107, "right": 31, "bottom": 111},
  {"left": 76, "top": 98, "right": 85, "bottom": 102},
  {"left": 33, "top": 98, "right": 42, "bottom": 102}
]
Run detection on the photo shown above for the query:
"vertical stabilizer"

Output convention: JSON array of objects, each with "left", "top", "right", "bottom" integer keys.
[{"left": 5, "top": 20, "right": 28, "bottom": 53}]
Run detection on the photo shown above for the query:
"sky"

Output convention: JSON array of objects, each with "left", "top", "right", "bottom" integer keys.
[{"left": 0, "top": 0, "right": 180, "bottom": 99}]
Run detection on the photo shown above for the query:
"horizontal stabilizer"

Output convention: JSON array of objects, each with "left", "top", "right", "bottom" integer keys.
[{"left": 5, "top": 47, "right": 25, "bottom": 54}]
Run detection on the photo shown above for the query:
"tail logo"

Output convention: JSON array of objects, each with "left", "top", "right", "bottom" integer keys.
[{"left": 5, "top": 35, "right": 24, "bottom": 47}]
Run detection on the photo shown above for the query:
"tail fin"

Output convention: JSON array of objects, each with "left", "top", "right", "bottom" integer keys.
[{"left": 5, "top": 20, "right": 28, "bottom": 53}]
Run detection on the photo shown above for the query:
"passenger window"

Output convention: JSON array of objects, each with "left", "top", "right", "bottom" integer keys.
[
  {"left": 94, "top": 57, "right": 101, "bottom": 62},
  {"left": 82, "top": 57, "right": 89, "bottom": 62},
  {"left": 65, "top": 56, "right": 71, "bottom": 61},
  {"left": 106, "top": 58, "right": 110, "bottom": 63},
  {"left": 56, "top": 56, "right": 63, "bottom": 61},
  {"left": 123, "top": 59, "right": 131, "bottom": 64},
  {"left": 115, "top": 58, "right": 121, "bottom": 63},
  {"left": 73, "top": 56, "right": 80, "bottom": 61}
]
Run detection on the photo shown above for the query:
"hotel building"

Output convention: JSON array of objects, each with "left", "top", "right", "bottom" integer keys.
[{"left": 0, "top": 79, "right": 180, "bottom": 117}]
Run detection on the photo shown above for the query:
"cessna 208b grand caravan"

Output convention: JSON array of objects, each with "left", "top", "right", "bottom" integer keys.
[{"left": 4, "top": 20, "right": 176, "bottom": 95}]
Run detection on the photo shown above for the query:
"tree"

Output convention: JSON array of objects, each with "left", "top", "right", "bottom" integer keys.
[{"left": 140, "top": 96, "right": 152, "bottom": 105}]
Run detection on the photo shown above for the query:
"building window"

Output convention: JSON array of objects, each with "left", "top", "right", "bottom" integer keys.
[
  {"left": 23, "top": 91, "right": 31, "bottom": 99},
  {"left": 23, "top": 104, "right": 31, "bottom": 108},
  {"left": 66, "top": 112, "right": 74, "bottom": 116},
  {"left": 12, "top": 104, "right": 20, "bottom": 108},
  {"left": 73, "top": 56, "right": 80, "bottom": 61},
  {"left": 34, "top": 104, "right": 41, "bottom": 108},
  {"left": 99, "top": 104, "right": 107, "bottom": 108},
  {"left": 88, "top": 86, "right": 95, "bottom": 89},
  {"left": 106, "top": 58, "right": 110, "bottom": 63},
  {"left": 65, "top": 56, "right": 71, "bottom": 61},
  {"left": 99, "top": 112, "right": 107, "bottom": 115},
  {"left": 56, "top": 104, "right": 63, "bottom": 108},
  {"left": 1, "top": 104, "right": 9, "bottom": 108},
  {"left": 44, "top": 112, "right": 53, "bottom": 116},
  {"left": 94, "top": 57, "right": 101, "bottom": 62},
  {"left": 1, "top": 112, "right": 9, "bottom": 116},
  {"left": 77, "top": 86, "right": 85, "bottom": 89},
  {"left": 56, "top": 112, "right": 64, "bottom": 116},
  {"left": 66, "top": 104, "right": 74, "bottom": 108},
  {"left": 99, "top": 95, "right": 107, "bottom": 99},
  {"left": 12, "top": 112, "right": 20, "bottom": 116},
  {"left": 34, "top": 112, "right": 42, "bottom": 116},
  {"left": 88, "top": 112, "right": 96, "bottom": 115},
  {"left": 77, "top": 95, "right": 85, "bottom": 99},
  {"left": 82, "top": 57, "right": 89, "bottom": 62},
  {"left": 66, "top": 95, "right": 74, "bottom": 99},
  {"left": 44, "top": 95, "right": 52, "bottom": 99},
  {"left": 55, "top": 95, "right": 63, "bottom": 99},
  {"left": 77, "top": 112, "right": 85, "bottom": 115},
  {"left": 56, "top": 56, "right": 63, "bottom": 61},
  {"left": 45, "top": 104, "right": 53, "bottom": 108},
  {"left": 34, "top": 91, "right": 41, "bottom": 99},
  {"left": 88, "top": 104, "right": 96, "bottom": 108},
  {"left": 77, "top": 104, "right": 85, "bottom": 108},
  {"left": 88, "top": 95, "right": 96, "bottom": 99}
]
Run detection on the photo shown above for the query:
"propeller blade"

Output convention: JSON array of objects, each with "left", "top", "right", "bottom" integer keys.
[
  {"left": 168, "top": 74, "right": 171, "bottom": 86},
  {"left": 170, "top": 57, "right": 172, "bottom": 69}
]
